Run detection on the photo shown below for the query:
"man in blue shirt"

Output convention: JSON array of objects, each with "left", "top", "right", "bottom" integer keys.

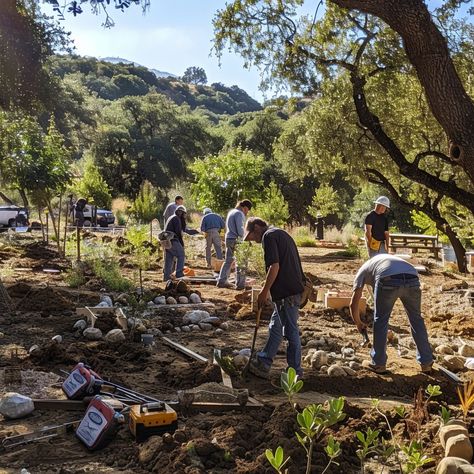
[
  {"left": 200, "top": 208, "right": 225, "bottom": 268},
  {"left": 217, "top": 199, "right": 252, "bottom": 290},
  {"left": 350, "top": 254, "right": 433, "bottom": 374}
]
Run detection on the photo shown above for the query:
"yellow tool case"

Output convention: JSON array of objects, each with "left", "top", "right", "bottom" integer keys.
[{"left": 129, "top": 402, "right": 178, "bottom": 441}]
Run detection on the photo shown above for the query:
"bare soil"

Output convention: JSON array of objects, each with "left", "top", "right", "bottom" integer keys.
[{"left": 0, "top": 236, "right": 473, "bottom": 473}]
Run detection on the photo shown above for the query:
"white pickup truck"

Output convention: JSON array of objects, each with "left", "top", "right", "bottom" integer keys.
[{"left": 0, "top": 205, "right": 29, "bottom": 227}]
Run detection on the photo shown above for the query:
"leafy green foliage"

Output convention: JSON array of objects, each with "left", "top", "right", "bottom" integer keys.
[
  {"left": 256, "top": 182, "right": 289, "bottom": 227},
  {"left": 296, "top": 398, "right": 345, "bottom": 474},
  {"left": 182, "top": 66, "right": 208, "bottom": 85},
  {"left": 130, "top": 181, "right": 160, "bottom": 224},
  {"left": 72, "top": 154, "right": 112, "bottom": 208},
  {"left": 190, "top": 148, "right": 265, "bottom": 213},
  {"left": 233, "top": 241, "right": 266, "bottom": 280},
  {"left": 308, "top": 184, "right": 342, "bottom": 220},
  {"left": 265, "top": 446, "right": 290, "bottom": 474},
  {"left": 91, "top": 257, "right": 133, "bottom": 292},
  {"left": 401, "top": 440, "right": 433, "bottom": 473},
  {"left": 439, "top": 406, "right": 454, "bottom": 426},
  {"left": 280, "top": 367, "right": 303, "bottom": 409},
  {"left": 356, "top": 427, "right": 381, "bottom": 466}
]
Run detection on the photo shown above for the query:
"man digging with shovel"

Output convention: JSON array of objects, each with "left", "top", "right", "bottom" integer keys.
[{"left": 243, "top": 217, "right": 305, "bottom": 379}]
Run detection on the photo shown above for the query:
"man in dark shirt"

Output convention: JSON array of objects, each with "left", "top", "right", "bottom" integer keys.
[
  {"left": 243, "top": 217, "right": 305, "bottom": 378},
  {"left": 163, "top": 205, "right": 187, "bottom": 281},
  {"left": 365, "top": 196, "right": 390, "bottom": 258}
]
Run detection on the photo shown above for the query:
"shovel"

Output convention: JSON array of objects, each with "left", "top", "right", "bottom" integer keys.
[{"left": 242, "top": 307, "right": 263, "bottom": 376}]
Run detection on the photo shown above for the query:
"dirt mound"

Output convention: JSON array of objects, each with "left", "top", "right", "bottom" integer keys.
[
  {"left": 23, "top": 241, "right": 59, "bottom": 260},
  {"left": 7, "top": 283, "right": 76, "bottom": 312}
]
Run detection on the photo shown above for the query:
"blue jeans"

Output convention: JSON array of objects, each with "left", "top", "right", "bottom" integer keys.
[
  {"left": 217, "top": 238, "right": 245, "bottom": 288},
  {"left": 371, "top": 275, "right": 433, "bottom": 366},
  {"left": 163, "top": 240, "right": 185, "bottom": 280},
  {"left": 368, "top": 241, "right": 387, "bottom": 259},
  {"left": 258, "top": 294, "right": 302, "bottom": 376}
]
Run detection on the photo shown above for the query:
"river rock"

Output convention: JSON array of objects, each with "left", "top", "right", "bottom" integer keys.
[
  {"left": 83, "top": 327, "right": 103, "bottom": 340},
  {"left": 342, "top": 366, "right": 356, "bottom": 376},
  {"left": 116, "top": 293, "right": 129, "bottom": 304},
  {"left": 199, "top": 323, "right": 213, "bottom": 331},
  {"left": 445, "top": 434, "right": 473, "bottom": 461},
  {"left": 444, "top": 355, "right": 466, "bottom": 371},
  {"left": 28, "top": 345, "right": 40, "bottom": 355},
  {"left": 166, "top": 297, "right": 177, "bottom": 305},
  {"left": 341, "top": 347, "right": 355, "bottom": 359},
  {"left": 182, "top": 325, "right": 191, "bottom": 332},
  {"left": 459, "top": 344, "right": 474, "bottom": 358},
  {"left": 220, "top": 322, "right": 229, "bottom": 330},
  {"left": 51, "top": 335, "right": 62, "bottom": 343},
  {"left": 215, "top": 328, "right": 224, "bottom": 336},
  {"left": 436, "top": 457, "right": 471, "bottom": 474},
  {"left": 147, "top": 301, "right": 156, "bottom": 307},
  {"left": 183, "top": 310, "right": 210, "bottom": 325},
  {"left": 440, "top": 424, "right": 469, "bottom": 449},
  {"left": 310, "top": 350, "right": 328, "bottom": 369},
  {"left": 189, "top": 293, "right": 202, "bottom": 304},
  {"left": 201, "top": 317, "right": 220, "bottom": 325},
  {"left": 174, "top": 327, "right": 181, "bottom": 333},
  {"left": 0, "top": 393, "right": 34, "bottom": 419},
  {"left": 349, "top": 361, "right": 361, "bottom": 370},
  {"left": 154, "top": 296, "right": 166, "bottom": 305},
  {"left": 73, "top": 320, "right": 87, "bottom": 331},
  {"left": 191, "top": 325, "right": 201, "bottom": 332},
  {"left": 233, "top": 354, "right": 248, "bottom": 370},
  {"left": 320, "top": 365, "right": 328, "bottom": 373},
  {"left": 178, "top": 296, "right": 189, "bottom": 304},
  {"left": 105, "top": 329, "right": 125, "bottom": 343},
  {"left": 327, "top": 364, "right": 347, "bottom": 377},
  {"left": 306, "top": 338, "right": 326, "bottom": 348},
  {"left": 436, "top": 344, "right": 455, "bottom": 355}
]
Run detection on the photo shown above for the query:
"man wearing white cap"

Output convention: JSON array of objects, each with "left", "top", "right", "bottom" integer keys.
[
  {"left": 365, "top": 196, "right": 390, "bottom": 259},
  {"left": 200, "top": 208, "right": 225, "bottom": 268}
]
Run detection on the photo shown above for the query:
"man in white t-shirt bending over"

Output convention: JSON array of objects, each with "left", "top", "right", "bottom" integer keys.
[{"left": 350, "top": 254, "right": 433, "bottom": 374}]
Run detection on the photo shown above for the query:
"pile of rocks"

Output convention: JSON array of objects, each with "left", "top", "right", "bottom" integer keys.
[
  {"left": 303, "top": 345, "right": 361, "bottom": 376},
  {"left": 148, "top": 293, "right": 203, "bottom": 306},
  {"left": 161, "top": 310, "right": 229, "bottom": 335}
]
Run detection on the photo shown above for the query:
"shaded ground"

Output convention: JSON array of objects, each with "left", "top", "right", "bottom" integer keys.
[{"left": 0, "top": 236, "right": 473, "bottom": 473}]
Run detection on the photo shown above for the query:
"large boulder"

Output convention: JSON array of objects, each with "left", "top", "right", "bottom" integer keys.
[
  {"left": 183, "top": 310, "right": 210, "bottom": 325},
  {"left": 436, "top": 457, "right": 471, "bottom": 474},
  {"left": 445, "top": 434, "right": 473, "bottom": 462},
  {"left": 105, "top": 329, "right": 126, "bottom": 344},
  {"left": 439, "top": 424, "right": 469, "bottom": 449},
  {"left": 83, "top": 327, "right": 103, "bottom": 340},
  {"left": 0, "top": 393, "right": 34, "bottom": 419}
]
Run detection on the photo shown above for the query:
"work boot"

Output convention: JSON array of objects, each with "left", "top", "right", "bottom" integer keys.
[
  {"left": 366, "top": 363, "right": 389, "bottom": 375},
  {"left": 248, "top": 357, "right": 270, "bottom": 379},
  {"left": 420, "top": 361, "right": 434, "bottom": 374}
]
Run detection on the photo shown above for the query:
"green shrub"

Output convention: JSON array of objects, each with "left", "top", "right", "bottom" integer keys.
[
  {"left": 291, "top": 226, "right": 317, "bottom": 247},
  {"left": 65, "top": 266, "right": 86, "bottom": 288},
  {"left": 91, "top": 258, "right": 133, "bottom": 292}
]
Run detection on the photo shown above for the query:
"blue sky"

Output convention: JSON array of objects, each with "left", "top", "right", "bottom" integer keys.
[{"left": 41, "top": 1, "right": 270, "bottom": 102}]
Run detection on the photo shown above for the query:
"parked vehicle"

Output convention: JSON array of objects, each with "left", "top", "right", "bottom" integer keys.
[
  {"left": 0, "top": 205, "right": 29, "bottom": 227},
  {"left": 82, "top": 205, "right": 115, "bottom": 227}
]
